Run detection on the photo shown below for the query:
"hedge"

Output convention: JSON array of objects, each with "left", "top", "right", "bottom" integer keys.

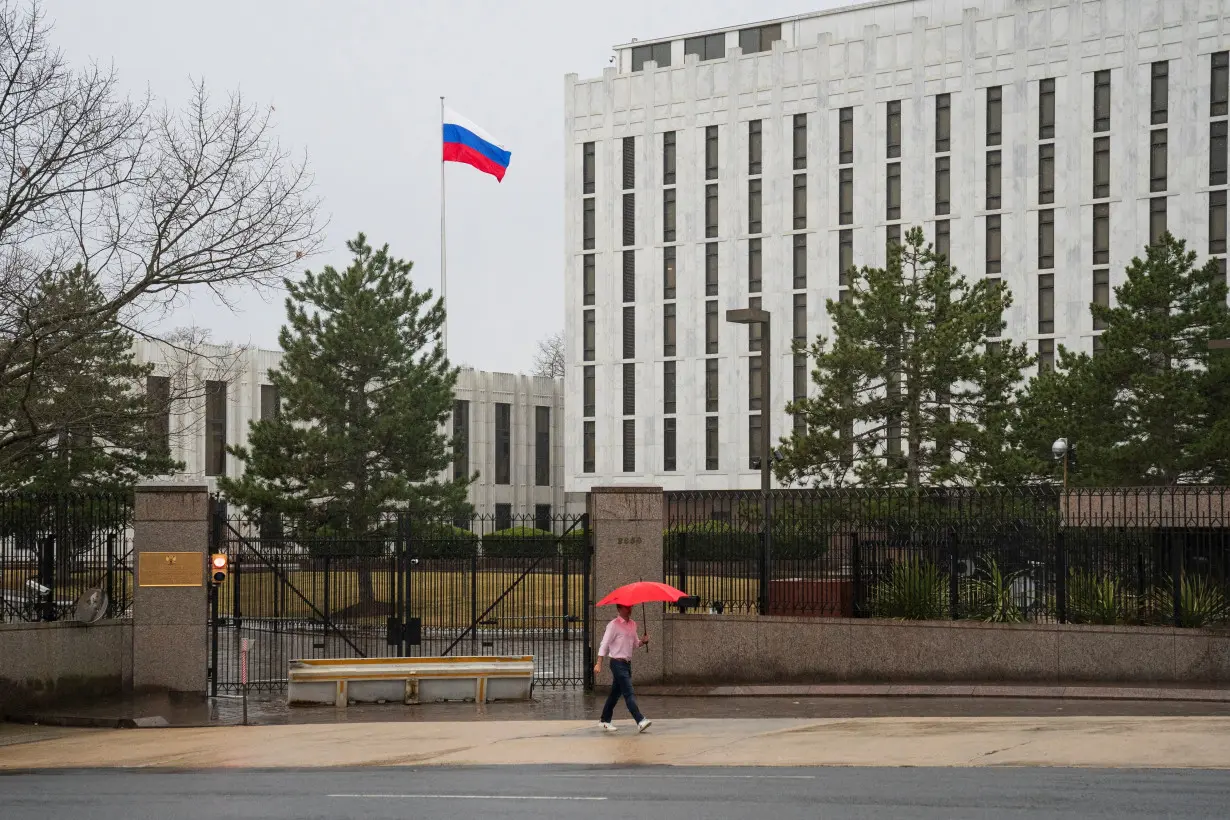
[{"left": 482, "top": 526, "right": 586, "bottom": 559}]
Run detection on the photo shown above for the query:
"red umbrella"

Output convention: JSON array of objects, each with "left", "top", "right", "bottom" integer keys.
[{"left": 597, "top": 581, "right": 688, "bottom": 607}]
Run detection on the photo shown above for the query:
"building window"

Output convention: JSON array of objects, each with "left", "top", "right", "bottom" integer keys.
[
  {"left": 935, "top": 156, "right": 950, "bottom": 215},
  {"left": 748, "top": 178, "right": 762, "bottom": 234},
  {"left": 792, "top": 233, "right": 807, "bottom": 289},
  {"left": 793, "top": 292, "right": 807, "bottom": 342},
  {"left": 663, "top": 131, "right": 676, "bottom": 185},
  {"left": 934, "top": 219, "right": 950, "bottom": 261},
  {"left": 205, "top": 380, "right": 226, "bottom": 477},
  {"left": 495, "top": 504, "right": 512, "bottom": 533},
  {"left": 839, "top": 167, "right": 853, "bottom": 225},
  {"left": 583, "top": 421, "right": 595, "bottom": 473},
  {"left": 886, "top": 223, "right": 900, "bottom": 256},
  {"left": 663, "top": 187, "right": 676, "bottom": 242},
  {"left": 622, "top": 137, "right": 635, "bottom": 190},
  {"left": 663, "top": 360, "right": 676, "bottom": 414},
  {"left": 1216, "top": 258, "right": 1228, "bottom": 292},
  {"left": 705, "top": 242, "right": 718, "bottom": 296},
  {"left": 452, "top": 399, "right": 469, "bottom": 482},
  {"left": 749, "top": 353, "right": 762, "bottom": 412},
  {"left": 839, "top": 229, "right": 854, "bottom": 288},
  {"left": 1150, "top": 197, "right": 1167, "bottom": 245},
  {"left": 1093, "top": 269, "right": 1110, "bottom": 330},
  {"left": 986, "top": 150, "right": 1001, "bottom": 210},
  {"left": 705, "top": 125, "right": 718, "bottom": 180},
  {"left": 748, "top": 413, "right": 763, "bottom": 469},
  {"left": 534, "top": 406, "right": 550, "bottom": 486},
  {"left": 685, "top": 32, "right": 725, "bottom": 62},
  {"left": 583, "top": 310, "right": 595, "bottom": 361},
  {"left": 1093, "top": 204, "right": 1110, "bottom": 266},
  {"left": 534, "top": 504, "right": 552, "bottom": 533},
  {"left": 987, "top": 86, "right": 1003, "bottom": 146},
  {"left": 146, "top": 375, "right": 171, "bottom": 457},
  {"left": 987, "top": 278, "right": 1003, "bottom": 332},
  {"left": 583, "top": 142, "right": 595, "bottom": 195},
  {"left": 793, "top": 114, "right": 807, "bottom": 170},
  {"left": 1039, "top": 78, "right": 1056, "bottom": 140},
  {"left": 1093, "top": 137, "right": 1110, "bottom": 199},
  {"left": 494, "top": 402, "right": 511, "bottom": 485},
  {"left": 705, "top": 300, "right": 718, "bottom": 354},
  {"left": 663, "top": 247, "right": 676, "bottom": 299},
  {"left": 793, "top": 174, "right": 807, "bottom": 229},
  {"left": 622, "top": 363, "right": 635, "bottom": 416},
  {"left": 1150, "top": 129, "right": 1167, "bottom": 193},
  {"left": 1093, "top": 70, "right": 1111, "bottom": 132},
  {"left": 748, "top": 238, "right": 762, "bottom": 293},
  {"left": 1039, "top": 143, "right": 1055, "bottom": 205},
  {"left": 839, "top": 107, "right": 854, "bottom": 164},
  {"left": 622, "top": 250, "right": 635, "bottom": 303},
  {"left": 583, "top": 366, "right": 595, "bottom": 416},
  {"left": 1039, "top": 209, "right": 1054, "bottom": 270},
  {"left": 1212, "top": 191, "right": 1228, "bottom": 255},
  {"left": 705, "top": 184, "right": 718, "bottom": 237},
  {"left": 1038, "top": 273, "right": 1055, "bottom": 334},
  {"left": 748, "top": 296, "right": 762, "bottom": 352},
  {"left": 886, "top": 100, "right": 902, "bottom": 158},
  {"left": 793, "top": 353, "right": 807, "bottom": 434},
  {"left": 663, "top": 303, "right": 676, "bottom": 357},
  {"left": 583, "top": 254, "right": 595, "bottom": 305},
  {"left": 622, "top": 305, "right": 635, "bottom": 358},
  {"left": 986, "top": 215, "right": 1001, "bottom": 274},
  {"left": 1213, "top": 121, "right": 1228, "bottom": 187},
  {"left": 1213, "top": 52, "right": 1229, "bottom": 118},
  {"left": 935, "top": 93, "right": 951, "bottom": 153},
  {"left": 705, "top": 416, "right": 719, "bottom": 470},
  {"left": 738, "top": 24, "right": 780, "bottom": 55},
  {"left": 582, "top": 198, "right": 595, "bottom": 249},
  {"left": 664, "top": 417, "right": 677, "bottom": 472},
  {"left": 1038, "top": 338, "right": 1055, "bottom": 373},
  {"left": 886, "top": 162, "right": 901, "bottom": 221},
  {"left": 705, "top": 358, "right": 718, "bottom": 412},
  {"left": 631, "top": 41, "right": 671, "bottom": 72},
  {"left": 1150, "top": 61, "right": 1169, "bottom": 125},
  {"left": 748, "top": 119, "right": 762, "bottom": 176},
  {"left": 622, "top": 192, "right": 635, "bottom": 246}
]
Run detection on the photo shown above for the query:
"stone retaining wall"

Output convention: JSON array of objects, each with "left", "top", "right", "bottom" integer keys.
[{"left": 0, "top": 620, "right": 132, "bottom": 712}]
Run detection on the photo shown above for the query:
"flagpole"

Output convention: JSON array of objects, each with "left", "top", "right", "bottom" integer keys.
[{"left": 440, "top": 95, "right": 448, "bottom": 359}]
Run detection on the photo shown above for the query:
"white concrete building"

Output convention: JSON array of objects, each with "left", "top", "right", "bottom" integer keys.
[
  {"left": 563, "top": 0, "right": 1230, "bottom": 491},
  {"left": 134, "top": 341, "right": 572, "bottom": 525}
]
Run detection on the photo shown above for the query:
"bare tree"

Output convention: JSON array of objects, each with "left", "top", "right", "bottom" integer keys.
[
  {"left": 0, "top": 1, "right": 321, "bottom": 469},
  {"left": 531, "top": 331, "right": 564, "bottom": 379}
]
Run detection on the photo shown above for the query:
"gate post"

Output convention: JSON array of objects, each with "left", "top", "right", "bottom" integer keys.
[
  {"left": 588, "top": 486, "right": 665, "bottom": 686},
  {"left": 132, "top": 481, "right": 210, "bottom": 695}
]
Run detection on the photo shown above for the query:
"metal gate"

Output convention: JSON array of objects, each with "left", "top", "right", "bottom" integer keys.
[{"left": 207, "top": 502, "right": 592, "bottom": 694}]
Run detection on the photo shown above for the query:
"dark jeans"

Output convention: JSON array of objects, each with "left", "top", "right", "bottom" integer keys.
[{"left": 600, "top": 659, "right": 644, "bottom": 724}]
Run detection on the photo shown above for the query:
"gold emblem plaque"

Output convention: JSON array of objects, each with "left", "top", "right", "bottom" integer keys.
[{"left": 138, "top": 552, "right": 204, "bottom": 587}]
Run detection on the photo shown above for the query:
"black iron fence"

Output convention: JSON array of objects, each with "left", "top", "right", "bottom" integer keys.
[
  {"left": 664, "top": 487, "right": 1230, "bottom": 628},
  {"left": 209, "top": 505, "right": 591, "bottom": 693},
  {"left": 0, "top": 492, "right": 134, "bottom": 623}
]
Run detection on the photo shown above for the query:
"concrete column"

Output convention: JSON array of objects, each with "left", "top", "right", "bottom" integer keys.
[
  {"left": 588, "top": 486, "right": 665, "bottom": 685},
  {"left": 132, "top": 481, "right": 210, "bottom": 694}
]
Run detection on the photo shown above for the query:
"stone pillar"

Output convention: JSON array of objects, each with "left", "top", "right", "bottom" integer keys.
[
  {"left": 589, "top": 486, "right": 665, "bottom": 685},
  {"left": 132, "top": 481, "right": 210, "bottom": 694}
]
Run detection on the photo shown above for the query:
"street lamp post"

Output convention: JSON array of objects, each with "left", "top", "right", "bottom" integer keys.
[{"left": 727, "top": 307, "right": 772, "bottom": 614}]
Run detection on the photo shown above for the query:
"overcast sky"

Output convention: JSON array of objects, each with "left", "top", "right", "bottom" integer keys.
[{"left": 48, "top": 0, "right": 846, "bottom": 373}]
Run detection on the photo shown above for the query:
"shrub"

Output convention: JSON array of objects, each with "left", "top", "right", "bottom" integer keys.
[
  {"left": 664, "top": 521, "right": 759, "bottom": 562},
  {"left": 871, "top": 558, "right": 949, "bottom": 620},
  {"left": 1147, "top": 574, "right": 1230, "bottom": 628},
  {"left": 1063, "top": 569, "right": 1133, "bottom": 625},
  {"left": 411, "top": 522, "right": 480, "bottom": 559},
  {"left": 961, "top": 557, "right": 1025, "bottom": 623},
  {"left": 481, "top": 526, "right": 560, "bottom": 559}
]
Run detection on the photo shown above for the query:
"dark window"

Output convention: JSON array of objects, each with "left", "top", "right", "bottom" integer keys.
[
  {"left": 793, "top": 353, "right": 808, "bottom": 404},
  {"left": 793, "top": 173, "right": 807, "bottom": 229},
  {"left": 792, "top": 233, "right": 807, "bottom": 289},
  {"left": 705, "top": 184, "right": 718, "bottom": 237},
  {"left": 935, "top": 156, "right": 950, "bottom": 215},
  {"left": 705, "top": 126, "right": 719, "bottom": 180},
  {"left": 749, "top": 353, "right": 762, "bottom": 412},
  {"left": 748, "top": 119, "right": 762, "bottom": 175},
  {"left": 583, "top": 366, "right": 595, "bottom": 416},
  {"left": 622, "top": 306, "right": 635, "bottom": 358},
  {"left": 1150, "top": 197, "right": 1167, "bottom": 245},
  {"left": 685, "top": 33, "right": 726, "bottom": 62},
  {"left": 748, "top": 413, "right": 763, "bottom": 469},
  {"left": 1039, "top": 209, "right": 1055, "bottom": 270},
  {"left": 1212, "top": 120, "right": 1228, "bottom": 187},
  {"left": 886, "top": 223, "right": 901, "bottom": 256},
  {"left": 987, "top": 278, "right": 1003, "bottom": 331},
  {"left": 1151, "top": 61, "right": 1169, "bottom": 125},
  {"left": 738, "top": 23, "right": 781, "bottom": 55},
  {"left": 260, "top": 383, "right": 280, "bottom": 420},
  {"left": 886, "top": 162, "right": 901, "bottom": 220},
  {"left": 705, "top": 242, "right": 718, "bottom": 296},
  {"left": 622, "top": 363, "right": 635, "bottom": 416},
  {"left": 534, "top": 406, "right": 551, "bottom": 486},
  {"left": 986, "top": 86, "right": 1002, "bottom": 146},
  {"left": 663, "top": 131, "right": 676, "bottom": 185},
  {"left": 452, "top": 399, "right": 469, "bottom": 482},
  {"left": 495, "top": 403, "right": 511, "bottom": 485},
  {"left": 986, "top": 150, "right": 1001, "bottom": 210},
  {"left": 793, "top": 114, "right": 807, "bottom": 170},
  {"left": 146, "top": 375, "right": 171, "bottom": 457},
  {"left": 793, "top": 292, "right": 806, "bottom": 341},
  {"left": 631, "top": 41, "right": 671, "bottom": 72},
  {"left": 887, "top": 100, "right": 902, "bottom": 158},
  {"left": 1039, "top": 78, "right": 1056, "bottom": 140},
  {"left": 663, "top": 302, "right": 676, "bottom": 357},
  {"left": 583, "top": 254, "right": 595, "bottom": 305},
  {"left": 622, "top": 137, "right": 635, "bottom": 190},
  {"left": 1094, "top": 70, "right": 1111, "bottom": 133},
  {"left": 583, "top": 421, "right": 595, "bottom": 473},
  {"left": 534, "top": 504, "right": 552, "bottom": 534},
  {"left": 1150, "top": 129, "right": 1168, "bottom": 193},
  {"left": 663, "top": 417, "right": 677, "bottom": 472},
  {"left": 935, "top": 93, "right": 951, "bottom": 152},
  {"left": 839, "top": 229, "right": 853, "bottom": 288},
  {"left": 748, "top": 238, "right": 762, "bottom": 293},
  {"left": 705, "top": 300, "right": 718, "bottom": 354},
  {"left": 1213, "top": 52, "right": 1229, "bottom": 117},
  {"left": 1093, "top": 203, "right": 1110, "bottom": 266},
  {"left": 583, "top": 310, "right": 595, "bottom": 361},
  {"left": 839, "top": 107, "right": 854, "bottom": 164},
  {"left": 205, "top": 380, "right": 226, "bottom": 477},
  {"left": 839, "top": 167, "right": 854, "bottom": 224},
  {"left": 663, "top": 246, "right": 676, "bottom": 299},
  {"left": 1212, "top": 190, "right": 1228, "bottom": 255},
  {"left": 1038, "top": 273, "right": 1055, "bottom": 334},
  {"left": 986, "top": 215, "right": 1001, "bottom": 274},
  {"left": 582, "top": 198, "right": 595, "bottom": 249},
  {"left": 1093, "top": 268, "right": 1110, "bottom": 330},
  {"left": 1039, "top": 143, "right": 1055, "bottom": 204},
  {"left": 935, "top": 219, "right": 950, "bottom": 261},
  {"left": 622, "top": 192, "right": 635, "bottom": 246},
  {"left": 1038, "top": 338, "right": 1055, "bottom": 373},
  {"left": 663, "top": 361, "right": 676, "bottom": 414},
  {"left": 705, "top": 357, "right": 718, "bottom": 412},
  {"left": 1093, "top": 137, "right": 1110, "bottom": 199},
  {"left": 705, "top": 416, "right": 719, "bottom": 470},
  {"left": 495, "top": 504, "right": 512, "bottom": 533},
  {"left": 622, "top": 250, "right": 635, "bottom": 302},
  {"left": 1216, "top": 258, "right": 1228, "bottom": 292},
  {"left": 748, "top": 178, "right": 762, "bottom": 234},
  {"left": 748, "top": 296, "right": 762, "bottom": 352},
  {"left": 583, "top": 142, "right": 595, "bottom": 195},
  {"left": 663, "top": 187, "right": 676, "bottom": 242}
]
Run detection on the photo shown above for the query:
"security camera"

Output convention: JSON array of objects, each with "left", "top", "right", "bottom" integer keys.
[{"left": 1051, "top": 438, "right": 1069, "bottom": 459}]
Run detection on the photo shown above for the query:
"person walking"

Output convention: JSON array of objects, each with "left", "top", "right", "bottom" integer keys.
[{"left": 594, "top": 603, "right": 652, "bottom": 733}]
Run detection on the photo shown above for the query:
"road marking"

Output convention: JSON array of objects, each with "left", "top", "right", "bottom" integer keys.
[
  {"left": 549, "top": 774, "right": 815, "bottom": 780},
  {"left": 330, "top": 794, "right": 607, "bottom": 801}
]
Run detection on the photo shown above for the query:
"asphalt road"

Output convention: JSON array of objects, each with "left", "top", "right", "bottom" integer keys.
[{"left": 2, "top": 766, "right": 1229, "bottom": 819}]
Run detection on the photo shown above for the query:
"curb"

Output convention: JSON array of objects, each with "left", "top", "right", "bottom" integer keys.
[
  {"left": 636, "top": 684, "right": 1230, "bottom": 703},
  {"left": 3, "top": 713, "right": 176, "bottom": 730}
]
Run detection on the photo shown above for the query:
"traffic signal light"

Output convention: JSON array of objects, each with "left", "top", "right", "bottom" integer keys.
[{"left": 210, "top": 553, "right": 229, "bottom": 585}]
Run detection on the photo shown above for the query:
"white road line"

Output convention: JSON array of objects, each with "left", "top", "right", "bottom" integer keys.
[
  {"left": 329, "top": 794, "right": 607, "bottom": 801},
  {"left": 549, "top": 774, "right": 815, "bottom": 780}
]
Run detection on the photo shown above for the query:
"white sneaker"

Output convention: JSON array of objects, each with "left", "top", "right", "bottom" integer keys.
[
  {"left": 599, "top": 721, "right": 617, "bottom": 733},
  {"left": 638, "top": 718, "right": 652, "bottom": 733}
]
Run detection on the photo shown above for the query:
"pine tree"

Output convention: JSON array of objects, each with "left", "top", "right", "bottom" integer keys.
[
  {"left": 776, "top": 228, "right": 1032, "bottom": 488},
  {"left": 1017, "top": 234, "right": 1230, "bottom": 485}
]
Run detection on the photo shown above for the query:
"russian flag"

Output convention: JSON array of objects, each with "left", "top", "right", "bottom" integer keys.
[{"left": 442, "top": 108, "right": 511, "bottom": 182}]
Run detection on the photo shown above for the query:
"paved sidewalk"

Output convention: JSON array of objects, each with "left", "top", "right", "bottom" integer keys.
[
  {"left": 638, "top": 683, "right": 1230, "bottom": 702},
  {"left": 3, "top": 716, "right": 1230, "bottom": 770}
]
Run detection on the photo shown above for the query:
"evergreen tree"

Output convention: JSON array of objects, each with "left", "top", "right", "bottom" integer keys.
[
  {"left": 776, "top": 228, "right": 1032, "bottom": 488},
  {"left": 1017, "top": 234, "right": 1230, "bottom": 485}
]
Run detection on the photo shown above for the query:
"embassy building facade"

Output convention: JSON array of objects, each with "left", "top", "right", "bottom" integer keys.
[{"left": 563, "top": 0, "right": 1230, "bottom": 491}]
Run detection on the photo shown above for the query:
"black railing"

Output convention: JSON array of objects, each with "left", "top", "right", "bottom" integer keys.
[
  {"left": 0, "top": 492, "right": 134, "bottom": 622},
  {"left": 664, "top": 487, "right": 1230, "bottom": 628}
]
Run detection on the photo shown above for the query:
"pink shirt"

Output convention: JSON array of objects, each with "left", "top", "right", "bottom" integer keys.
[{"left": 598, "top": 615, "right": 643, "bottom": 661}]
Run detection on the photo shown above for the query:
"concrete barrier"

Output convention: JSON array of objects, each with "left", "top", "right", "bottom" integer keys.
[{"left": 287, "top": 656, "right": 535, "bottom": 707}]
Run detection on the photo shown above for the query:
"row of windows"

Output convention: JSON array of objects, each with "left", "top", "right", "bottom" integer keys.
[
  {"left": 450, "top": 400, "right": 553, "bottom": 488},
  {"left": 630, "top": 24, "right": 783, "bottom": 72},
  {"left": 583, "top": 416, "right": 724, "bottom": 473},
  {"left": 144, "top": 378, "right": 280, "bottom": 478}
]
